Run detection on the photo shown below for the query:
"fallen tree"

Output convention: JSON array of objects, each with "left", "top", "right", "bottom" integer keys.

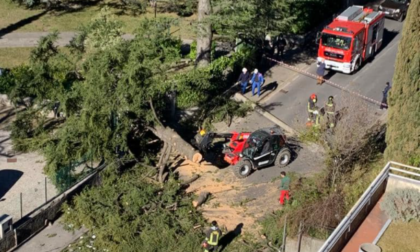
[{"left": 3, "top": 9, "right": 254, "bottom": 188}]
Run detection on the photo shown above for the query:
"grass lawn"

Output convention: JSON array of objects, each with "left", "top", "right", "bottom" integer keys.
[
  {"left": 377, "top": 221, "right": 420, "bottom": 252},
  {"left": 0, "top": 47, "right": 73, "bottom": 68},
  {"left": 0, "top": 0, "right": 196, "bottom": 38},
  {"left": 0, "top": 48, "right": 32, "bottom": 68}
]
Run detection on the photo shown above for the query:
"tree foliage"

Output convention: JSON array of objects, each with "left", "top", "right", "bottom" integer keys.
[
  {"left": 62, "top": 164, "right": 205, "bottom": 252},
  {"left": 385, "top": 0, "right": 420, "bottom": 166},
  {"left": 4, "top": 8, "right": 253, "bottom": 187},
  {"left": 210, "top": 0, "right": 295, "bottom": 42}
]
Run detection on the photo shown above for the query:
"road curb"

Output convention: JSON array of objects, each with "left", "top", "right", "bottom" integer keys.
[{"left": 233, "top": 93, "right": 298, "bottom": 137}]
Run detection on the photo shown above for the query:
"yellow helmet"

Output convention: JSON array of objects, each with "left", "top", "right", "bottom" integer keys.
[{"left": 200, "top": 129, "right": 206, "bottom": 136}]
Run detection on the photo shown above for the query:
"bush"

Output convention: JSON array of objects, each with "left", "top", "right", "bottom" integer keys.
[{"left": 381, "top": 188, "right": 420, "bottom": 222}]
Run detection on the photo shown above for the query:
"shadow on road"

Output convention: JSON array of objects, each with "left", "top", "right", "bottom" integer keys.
[
  {"left": 376, "top": 28, "right": 399, "bottom": 56},
  {"left": 0, "top": 170, "right": 24, "bottom": 199},
  {"left": 219, "top": 223, "right": 244, "bottom": 252},
  {"left": 287, "top": 137, "right": 303, "bottom": 164},
  {"left": 261, "top": 102, "right": 283, "bottom": 111},
  {"left": 260, "top": 81, "right": 278, "bottom": 97},
  {"left": 323, "top": 70, "right": 337, "bottom": 82}
]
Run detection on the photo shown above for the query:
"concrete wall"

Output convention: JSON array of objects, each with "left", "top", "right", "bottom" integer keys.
[
  {"left": 286, "top": 236, "right": 325, "bottom": 252},
  {"left": 386, "top": 176, "right": 420, "bottom": 192}
]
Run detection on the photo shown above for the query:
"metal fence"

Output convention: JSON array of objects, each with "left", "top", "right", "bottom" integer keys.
[
  {"left": 1, "top": 152, "right": 95, "bottom": 225},
  {"left": 0, "top": 163, "right": 106, "bottom": 252}
]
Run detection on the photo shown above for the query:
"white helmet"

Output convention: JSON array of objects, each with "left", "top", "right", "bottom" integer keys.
[
  {"left": 242, "top": 68, "right": 247, "bottom": 73},
  {"left": 254, "top": 69, "right": 258, "bottom": 74}
]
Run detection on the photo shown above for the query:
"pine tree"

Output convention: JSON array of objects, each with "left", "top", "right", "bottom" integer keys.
[
  {"left": 210, "top": 0, "right": 295, "bottom": 42},
  {"left": 385, "top": 1, "right": 420, "bottom": 166}
]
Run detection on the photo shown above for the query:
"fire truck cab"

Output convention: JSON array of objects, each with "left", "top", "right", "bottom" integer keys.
[{"left": 317, "top": 6, "right": 385, "bottom": 74}]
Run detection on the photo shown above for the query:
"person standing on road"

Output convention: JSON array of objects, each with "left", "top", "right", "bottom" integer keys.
[
  {"left": 202, "top": 221, "right": 222, "bottom": 252},
  {"left": 316, "top": 59, "right": 326, "bottom": 85},
  {"left": 325, "top": 96, "right": 336, "bottom": 128},
  {"left": 380, "top": 82, "right": 391, "bottom": 110},
  {"left": 237, "top": 68, "right": 250, "bottom": 94},
  {"left": 278, "top": 171, "right": 291, "bottom": 205},
  {"left": 308, "top": 93, "right": 319, "bottom": 124},
  {"left": 251, "top": 69, "right": 264, "bottom": 97}
]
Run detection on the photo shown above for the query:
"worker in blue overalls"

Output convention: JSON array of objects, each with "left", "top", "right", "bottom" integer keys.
[{"left": 250, "top": 69, "right": 264, "bottom": 97}]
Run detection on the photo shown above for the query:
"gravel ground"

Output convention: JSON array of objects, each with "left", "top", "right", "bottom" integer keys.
[{"left": 0, "top": 129, "right": 58, "bottom": 223}]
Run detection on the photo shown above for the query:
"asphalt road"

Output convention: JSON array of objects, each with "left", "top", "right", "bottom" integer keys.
[{"left": 261, "top": 18, "right": 403, "bottom": 126}]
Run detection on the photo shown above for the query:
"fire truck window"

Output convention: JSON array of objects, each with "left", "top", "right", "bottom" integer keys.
[
  {"left": 359, "top": 32, "right": 365, "bottom": 50},
  {"left": 321, "top": 33, "right": 351, "bottom": 50},
  {"left": 372, "top": 25, "right": 378, "bottom": 43}
]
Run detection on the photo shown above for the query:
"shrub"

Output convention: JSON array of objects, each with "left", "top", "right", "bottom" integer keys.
[{"left": 381, "top": 188, "right": 420, "bottom": 222}]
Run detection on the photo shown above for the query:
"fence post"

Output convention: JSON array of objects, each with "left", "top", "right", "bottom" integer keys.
[
  {"left": 297, "top": 222, "right": 304, "bottom": 252},
  {"left": 45, "top": 177, "right": 48, "bottom": 203},
  {"left": 20, "top": 193, "right": 22, "bottom": 219},
  {"left": 282, "top": 216, "right": 287, "bottom": 252}
]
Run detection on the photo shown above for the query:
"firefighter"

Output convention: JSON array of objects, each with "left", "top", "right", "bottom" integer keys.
[
  {"left": 325, "top": 96, "right": 336, "bottom": 128},
  {"left": 308, "top": 93, "right": 320, "bottom": 125},
  {"left": 202, "top": 221, "right": 222, "bottom": 252}
]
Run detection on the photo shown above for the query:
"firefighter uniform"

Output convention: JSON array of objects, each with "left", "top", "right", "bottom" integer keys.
[
  {"left": 325, "top": 96, "right": 336, "bottom": 128},
  {"left": 202, "top": 223, "right": 222, "bottom": 252},
  {"left": 307, "top": 94, "right": 319, "bottom": 125}
]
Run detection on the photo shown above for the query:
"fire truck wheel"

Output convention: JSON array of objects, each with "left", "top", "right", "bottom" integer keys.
[
  {"left": 354, "top": 59, "right": 361, "bottom": 72},
  {"left": 233, "top": 159, "right": 253, "bottom": 178},
  {"left": 275, "top": 148, "right": 292, "bottom": 168}
]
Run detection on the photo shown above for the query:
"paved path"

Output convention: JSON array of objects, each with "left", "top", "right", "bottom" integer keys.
[
  {"left": 259, "top": 18, "right": 403, "bottom": 126},
  {"left": 15, "top": 218, "right": 86, "bottom": 252},
  {"left": 0, "top": 32, "right": 193, "bottom": 48}
]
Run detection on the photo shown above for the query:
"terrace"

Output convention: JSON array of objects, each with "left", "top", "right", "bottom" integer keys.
[{"left": 318, "top": 161, "right": 420, "bottom": 252}]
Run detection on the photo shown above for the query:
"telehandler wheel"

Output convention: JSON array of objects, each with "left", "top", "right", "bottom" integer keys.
[
  {"left": 275, "top": 148, "right": 292, "bottom": 168},
  {"left": 233, "top": 159, "right": 253, "bottom": 178}
]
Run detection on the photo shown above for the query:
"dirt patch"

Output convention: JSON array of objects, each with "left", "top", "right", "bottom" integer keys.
[{"left": 176, "top": 160, "right": 282, "bottom": 235}]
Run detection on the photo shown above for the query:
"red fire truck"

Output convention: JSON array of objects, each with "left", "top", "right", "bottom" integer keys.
[{"left": 317, "top": 6, "right": 385, "bottom": 74}]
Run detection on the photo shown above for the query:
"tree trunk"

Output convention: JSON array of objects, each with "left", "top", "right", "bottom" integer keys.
[
  {"left": 151, "top": 126, "right": 202, "bottom": 163},
  {"left": 196, "top": 0, "right": 212, "bottom": 67},
  {"left": 193, "top": 191, "right": 210, "bottom": 208}
]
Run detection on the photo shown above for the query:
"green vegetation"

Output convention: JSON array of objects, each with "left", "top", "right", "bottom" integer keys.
[
  {"left": 261, "top": 95, "right": 387, "bottom": 245},
  {"left": 381, "top": 188, "right": 420, "bottom": 222},
  {"left": 385, "top": 0, "right": 420, "bottom": 166},
  {"left": 2, "top": 9, "right": 254, "bottom": 187},
  {"left": 0, "top": 48, "right": 32, "bottom": 68},
  {"left": 0, "top": 0, "right": 196, "bottom": 37},
  {"left": 377, "top": 221, "right": 420, "bottom": 252},
  {"left": 62, "top": 164, "right": 206, "bottom": 252}
]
